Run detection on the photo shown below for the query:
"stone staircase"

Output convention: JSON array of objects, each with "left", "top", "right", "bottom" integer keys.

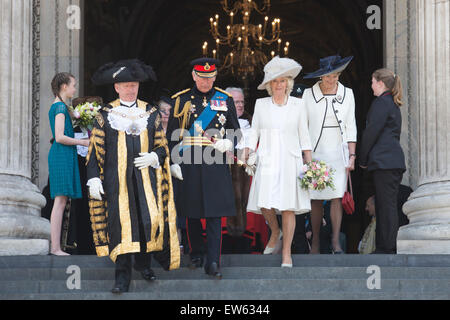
[{"left": 0, "top": 254, "right": 449, "bottom": 300}]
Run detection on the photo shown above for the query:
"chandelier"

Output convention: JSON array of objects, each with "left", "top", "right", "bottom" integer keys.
[{"left": 202, "top": 0, "right": 290, "bottom": 80}]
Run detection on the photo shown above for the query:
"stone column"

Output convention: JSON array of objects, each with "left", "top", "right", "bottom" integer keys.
[
  {"left": 0, "top": 0, "right": 49, "bottom": 255},
  {"left": 38, "top": 0, "right": 82, "bottom": 191},
  {"left": 397, "top": 0, "right": 450, "bottom": 253}
]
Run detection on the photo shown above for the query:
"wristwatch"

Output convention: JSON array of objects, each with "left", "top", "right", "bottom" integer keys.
[{"left": 350, "top": 154, "right": 356, "bottom": 158}]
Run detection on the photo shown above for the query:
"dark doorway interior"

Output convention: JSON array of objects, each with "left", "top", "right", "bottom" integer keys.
[{"left": 84, "top": 0, "right": 383, "bottom": 253}]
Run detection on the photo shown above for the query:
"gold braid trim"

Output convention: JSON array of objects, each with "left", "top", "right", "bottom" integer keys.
[
  {"left": 95, "top": 113, "right": 105, "bottom": 128},
  {"left": 164, "top": 156, "right": 181, "bottom": 270},
  {"left": 173, "top": 97, "right": 191, "bottom": 139},
  {"left": 87, "top": 120, "right": 109, "bottom": 257},
  {"left": 172, "top": 89, "right": 192, "bottom": 139},
  {"left": 171, "top": 88, "right": 190, "bottom": 99},
  {"left": 214, "top": 87, "right": 232, "bottom": 97},
  {"left": 89, "top": 196, "right": 109, "bottom": 256}
]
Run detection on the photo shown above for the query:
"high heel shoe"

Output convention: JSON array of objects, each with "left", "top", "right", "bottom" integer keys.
[
  {"left": 263, "top": 231, "right": 283, "bottom": 254},
  {"left": 281, "top": 263, "right": 293, "bottom": 268}
]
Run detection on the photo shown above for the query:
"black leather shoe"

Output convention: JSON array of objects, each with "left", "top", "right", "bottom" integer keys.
[
  {"left": 189, "top": 257, "right": 203, "bottom": 269},
  {"left": 140, "top": 268, "right": 156, "bottom": 281},
  {"left": 205, "top": 262, "right": 222, "bottom": 279},
  {"left": 111, "top": 283, "right": 129, "bottom": 294}
]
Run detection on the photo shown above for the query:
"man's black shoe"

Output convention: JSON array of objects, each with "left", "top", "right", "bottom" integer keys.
[
  {"left": 189, "top": 257, "right": 203, "bottom": 269},
  {"left": 205, "top": 262, "right": 222, "bottom": 279},
  {"left": 140, "top": 268, "right": 156, "bottom": 281},
  {"left": 111, "top": 283, "right": 129, "bottom": 294}
]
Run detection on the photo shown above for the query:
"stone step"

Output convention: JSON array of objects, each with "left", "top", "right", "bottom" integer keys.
[
  {"left": 1, "top": 278, "right": 449, "bottom": 294},
  {"left": 1, "top": 291, "right": 448, "bottom": 300},
  {"left": 0, "top": 266, "right": 449, "bottom": 281},
  {"left": 1, "top": 254, "right": 449, "bottom": 300},
  {"left": 1, "top": 254, "right": 450, "bottom": 269}
]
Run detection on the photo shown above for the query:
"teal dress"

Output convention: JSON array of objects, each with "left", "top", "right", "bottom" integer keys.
[{"left": 48, "top": 102, "right": 82, "bottom": 199}]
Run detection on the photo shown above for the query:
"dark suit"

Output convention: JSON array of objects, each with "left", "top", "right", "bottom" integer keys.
[{"left": 360, "top": 92, "right": 406, "bottom": 253}]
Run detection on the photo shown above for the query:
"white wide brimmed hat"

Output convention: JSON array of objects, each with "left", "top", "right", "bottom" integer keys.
[{"left": 257, "top": 56, "right": 302, "bottom": 90}]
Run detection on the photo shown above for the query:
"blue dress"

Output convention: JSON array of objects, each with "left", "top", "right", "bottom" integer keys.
[{"left": 48, "top": 102, "right": 82, "bottom": 199}]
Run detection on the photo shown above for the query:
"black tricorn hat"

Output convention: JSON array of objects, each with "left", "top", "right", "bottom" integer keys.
[{"left": 91, "top": 59, "right": 157, "bottom": 85}]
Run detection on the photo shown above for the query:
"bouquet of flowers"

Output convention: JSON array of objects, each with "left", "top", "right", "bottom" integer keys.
[
  {"left": 299, "top": 159, "right": 335, "bottom": 191},
  {"left": 69, "top": 101, "right": 101, "bottom": 131}
]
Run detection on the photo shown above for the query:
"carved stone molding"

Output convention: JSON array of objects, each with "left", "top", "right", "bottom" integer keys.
[{"left": 31, "top": 0, "right": 41, "bottom": 185}]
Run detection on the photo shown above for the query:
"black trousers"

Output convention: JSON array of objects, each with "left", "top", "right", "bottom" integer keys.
[
  {"left": 186, "top": 217, "right": 222, "bottom": 267},
  {"left": 115, "top": 174, "right": 152, "bottom": 287},
  {"left": 292, "top": 214, "right": 309, "bottom": 254},
  {"left": 373, "top": 169, "right": 403, "bottom": 254}
]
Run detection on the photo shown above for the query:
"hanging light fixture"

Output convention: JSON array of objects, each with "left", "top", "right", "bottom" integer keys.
[{"left": 202, "top": 0, "right": 291, "bottom": 81}]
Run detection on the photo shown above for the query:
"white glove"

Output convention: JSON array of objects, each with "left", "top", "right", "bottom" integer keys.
[
  {"left": 247, "top": 151, "right": 257, "bottom": 166},
  {"left": 213, "top": 139, "right": 233, "bottom": 153},
  {"left": 134, "top": 152, "right": 160, "bottom": 170},
  {"left": 245, "top": 165, "right": 255, "bottom": 176},
  {"left": 87, "top": 177, "right": 104, "bottom": 200},
  {"left": 170, "top": 164, "right": 183, "bottom": 180}
]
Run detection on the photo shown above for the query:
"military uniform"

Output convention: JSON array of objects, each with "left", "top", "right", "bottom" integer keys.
[{"left": 166, "top": 58, "right": 240, "bottom": 276}]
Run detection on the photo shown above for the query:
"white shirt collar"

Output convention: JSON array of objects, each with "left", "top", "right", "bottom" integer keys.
[
  {"left": 312, "top": 81, "right": 346, "bottom": 104},
  {"left": 120, "top": 99, "right": 137, "bottom": 107}
]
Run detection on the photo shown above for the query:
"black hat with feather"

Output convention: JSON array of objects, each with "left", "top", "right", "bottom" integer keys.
[{"left": 91, "top": 59, "right": 157, "bottom": 85}]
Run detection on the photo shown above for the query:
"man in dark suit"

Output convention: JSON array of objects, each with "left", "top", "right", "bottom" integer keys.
[
  {"left": 360, "top": 72, "right": 406, "bottom": 254},
  {"left": 166, "top": 58, "right": 240, "bottom": 278}
]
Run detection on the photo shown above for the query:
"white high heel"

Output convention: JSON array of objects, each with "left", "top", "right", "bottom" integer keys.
[
  {"left": 263, "top": 231, "right": 283, "bottom": 254},
  {"left": 281, "top": 263, "right": 293, "bottom": 268}
]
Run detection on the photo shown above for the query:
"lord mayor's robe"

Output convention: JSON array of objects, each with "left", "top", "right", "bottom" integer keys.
[{"left": 86, "top": 99, "right": 179, "bottom": 270}]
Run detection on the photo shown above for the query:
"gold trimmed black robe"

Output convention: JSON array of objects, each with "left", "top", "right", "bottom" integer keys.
[{"left": 86, "top": 99, "right": 180, "bottom": 270}]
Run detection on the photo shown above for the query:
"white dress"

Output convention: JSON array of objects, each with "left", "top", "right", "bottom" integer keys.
[
  {"left": 247, "top": 98, "right": 311, "bottom": 215},
  {"left": 235, "top": 118, "right": 252, "bottom": 150},
  {"left": 309, "top": 95, "right": 347, "bottom": 200}
]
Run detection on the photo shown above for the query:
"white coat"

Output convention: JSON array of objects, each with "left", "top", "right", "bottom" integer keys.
[
  {"left": 246, "top": 96, "right": 312, "bottom": 214},
  {"left": 303, "top": 81, "right": 357, "bottom": 151},
  {"left": 302, "top": 81, "right": 357, "bottom": 199}
]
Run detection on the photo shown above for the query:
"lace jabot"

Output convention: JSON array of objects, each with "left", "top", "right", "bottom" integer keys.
[{"left": 107, "top": 105, "right": 150, "bottom": 135}]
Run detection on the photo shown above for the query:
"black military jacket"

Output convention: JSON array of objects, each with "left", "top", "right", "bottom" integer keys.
[{"left": 166, "top": 86, "right": 241, "bottom": 218}]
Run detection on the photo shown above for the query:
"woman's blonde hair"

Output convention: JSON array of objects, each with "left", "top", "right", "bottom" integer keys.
[
  {"left": 265, "top": 77, "right": 294, "bottom": 97},
  {"left": 372, "top": 68, "right": 403, "bottom": 106}
]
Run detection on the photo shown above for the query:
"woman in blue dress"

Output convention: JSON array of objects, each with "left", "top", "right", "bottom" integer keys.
[{"left": 48, "top": 72, "right": 89, "bottom": 255}]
